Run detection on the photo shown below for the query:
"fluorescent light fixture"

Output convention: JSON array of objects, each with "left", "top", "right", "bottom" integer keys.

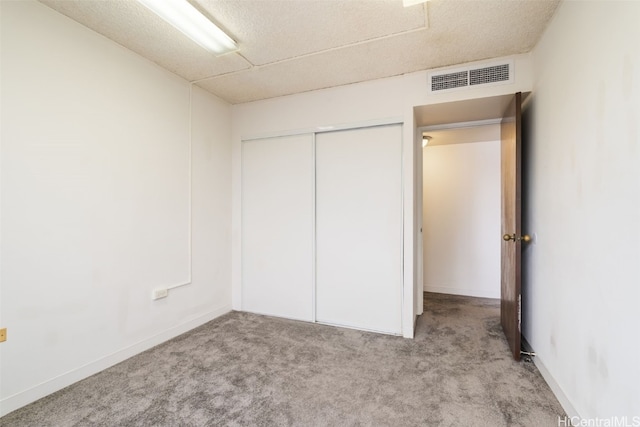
[
  {"left": 137, "top": 0, "right": 237, "bottom": 56},
  {"left": 422, "top": 135, "right": 432, "bottom": 148},
  {"left": 403, "top": 0, "right": 429, "bottom": 7}
]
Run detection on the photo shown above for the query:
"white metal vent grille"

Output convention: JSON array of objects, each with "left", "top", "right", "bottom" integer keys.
[
  {"left": 469, "top": 64, "right": 510, "bottom": 86},
  {"left": 428, "top": 60, "right": 513, "bottom": 93},
  {"left": 431, "top": 71, "right": 468, "bottom": 91}
]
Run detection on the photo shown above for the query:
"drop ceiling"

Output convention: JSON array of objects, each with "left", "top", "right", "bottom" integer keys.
[{"left": 39, "top": 0, "right": 560, "bottom": 105}]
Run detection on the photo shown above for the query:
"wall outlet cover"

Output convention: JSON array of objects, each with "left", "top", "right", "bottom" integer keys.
[{"left": 152, "top": 289, "right": 169, "bottom": 300}]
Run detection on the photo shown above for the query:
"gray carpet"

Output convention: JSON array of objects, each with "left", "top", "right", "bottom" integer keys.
[{"left": 1, "top": 293, "right": 565, "bottom": 426}]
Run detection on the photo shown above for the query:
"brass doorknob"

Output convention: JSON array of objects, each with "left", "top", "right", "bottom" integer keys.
[{"left": 503, "top": 233, "right": 531, "bottom": 243}]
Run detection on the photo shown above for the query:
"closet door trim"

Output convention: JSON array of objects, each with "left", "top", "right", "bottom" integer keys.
[
  {"left": 241, "top": 117, "right": 403, "bottom": 142},
  {"left": 240, "top": 119, "right": 404, "bottom": 332}
]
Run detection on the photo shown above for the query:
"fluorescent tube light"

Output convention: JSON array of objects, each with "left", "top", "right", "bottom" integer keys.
[{"left": 137, "top": 0, "right": 237, "bottom": 56}]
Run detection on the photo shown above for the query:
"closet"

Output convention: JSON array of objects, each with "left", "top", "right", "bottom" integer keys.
[{"left": 242, "top": 124, "right": 403, "bottom": 334}]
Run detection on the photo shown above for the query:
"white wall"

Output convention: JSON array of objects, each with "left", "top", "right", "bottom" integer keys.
[
  {"left": 524, "top": 1, "right": 640, "bottom": 420},
  {"left": 422, "top": 140, "right": 500, "bottom": 299},
  {"left": 0, "top": 1, "right": 232, "bottom": 415}
]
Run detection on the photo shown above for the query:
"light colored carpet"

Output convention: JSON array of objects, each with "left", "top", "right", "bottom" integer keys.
[{"left": 1, "top": 293, "right": 565, "bottom": 426}]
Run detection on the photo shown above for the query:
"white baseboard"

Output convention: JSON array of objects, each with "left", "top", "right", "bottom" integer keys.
[
  {"left": 0, "top": 304, "right": 232, "bottom": 417},
  {"left": 424, "top": 285, "right": 499, "bottom": 299},
  {"left": 532, "top": 353, "right": 581, "bottom": 422}
]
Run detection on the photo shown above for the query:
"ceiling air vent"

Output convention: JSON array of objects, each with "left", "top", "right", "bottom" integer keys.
[
  {"left": 470, "top": 63, "right": 510, "bottom": 86},
  {"left": 431, "top": 70, "right": 468, "bottom": 91},
  {"left": 428, "top": 60, "right": 514, "bottom": 93}
]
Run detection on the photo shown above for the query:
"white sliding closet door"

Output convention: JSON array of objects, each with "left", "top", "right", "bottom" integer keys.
[
  {"left": 316, "top": 124, "right": 403, "bottom": 334},
  {"left": 242, "top": 134, "right": 314, "bottom": 321}
]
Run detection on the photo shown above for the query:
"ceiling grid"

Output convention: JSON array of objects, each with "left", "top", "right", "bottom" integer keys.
[{"left": 39, "top": 0, "right": 559, "bottom": 104}]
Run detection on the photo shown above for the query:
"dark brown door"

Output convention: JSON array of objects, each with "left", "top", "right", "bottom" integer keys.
[{"left": 500, "top": 92, "right": 525, "bottom": 361}]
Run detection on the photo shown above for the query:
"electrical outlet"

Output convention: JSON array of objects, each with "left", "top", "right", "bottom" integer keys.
[
  {"left": 152, "top": 288, "right": 168, "bottom": 300},
  {"left": 0, "top": 328, "right": 6, "bottom": 343}
]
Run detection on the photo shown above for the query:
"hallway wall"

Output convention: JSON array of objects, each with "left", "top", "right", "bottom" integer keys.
[{"left": 422, "top": 140, "right": 500, "bottom": 298}]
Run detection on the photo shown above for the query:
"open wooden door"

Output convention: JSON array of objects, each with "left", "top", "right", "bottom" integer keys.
[{"left": 500, "top": 92, "right": 529, "bottom": 361}]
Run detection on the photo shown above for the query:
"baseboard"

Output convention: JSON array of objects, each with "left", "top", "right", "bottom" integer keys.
[
  {"left": 0, "top": 304, "right": 232, "bottom": 417},
  {"left": 531, "top": 352, "right": 581, "bottom": 422},
  {"left": 424, "top": 285, "right": 499, "bottom": 299}
]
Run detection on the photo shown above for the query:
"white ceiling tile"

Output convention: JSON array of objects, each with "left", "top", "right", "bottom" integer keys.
[
  {"left": 197, "top": 29, "right": 436, "bottom": 104},
  {"left": 36, "top": 0, "right": 560, "bottom": 104},
  {"left": 197, "top": 0, "right": 427, "bottom": 66},
  {"left": 197, "top": 0, "right": 559, "bottom": 105},
  {"left": 426, "top": 0, "right": 559, "bottom": 57}
]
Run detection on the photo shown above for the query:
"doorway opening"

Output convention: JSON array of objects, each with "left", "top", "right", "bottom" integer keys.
[
  {"left": 414, "top": 93, "right": 527, "bottom": 360},
  {"left": 420, "top": 122, "right": 502, "bottom": 300}
]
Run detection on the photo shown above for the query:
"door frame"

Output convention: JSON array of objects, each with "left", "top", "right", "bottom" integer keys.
[{"left": 414, "top": 93, "right": 529, "bottom": 357}]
